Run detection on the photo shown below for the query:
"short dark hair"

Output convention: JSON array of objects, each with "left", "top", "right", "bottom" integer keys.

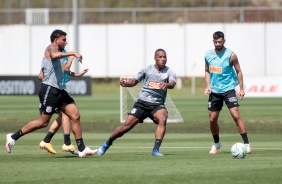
[
  {"left": 50, "top": 29, "right": 67, "bottom": 42},
  {"left": 155, "top": 48, "right": 166, "bottom": 56},
  {"left": 213, "top": 31, "right": 224, "bottom": 39}
]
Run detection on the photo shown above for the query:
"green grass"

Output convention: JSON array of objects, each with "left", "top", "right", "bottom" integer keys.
[
  {"left": 0, "top": 133, "right": 282, "bottom": 184},
  {"left": 0, "top": 78, "right": 282, "bottom": 183}
]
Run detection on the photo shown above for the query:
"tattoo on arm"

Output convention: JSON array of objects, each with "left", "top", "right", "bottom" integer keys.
[{"left": 48, "top": 45, "right": 56, "bottom": 56}]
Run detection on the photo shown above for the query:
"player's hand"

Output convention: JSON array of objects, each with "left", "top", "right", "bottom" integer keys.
[
  {"left": 74, "top": 52, "right": 83, "bottom": 63},
  {"left": 239, "top": 90, "right": 245, "bottom": 100},
  {"left": 120, "top": 77, "right": 127, "bottom": 87},
  {"left": 204, "top": 88, "right": 211, "bottom": 96},
  {"left": 77, "top": 69, "right": 89, "bottom": 77},
  {"left": 159, "top": 82, "right": 168, "bottom": 90}
]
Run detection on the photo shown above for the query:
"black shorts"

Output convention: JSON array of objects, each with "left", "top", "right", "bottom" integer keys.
[
  {"left": 128, "top": 99, "right": 167, "bottom": 124},
  {"left": 39, "top": 84, "right": 74, "bottom": 115},
  {"left": 208, "top": 89, "right": 239, "bottom": 111}
]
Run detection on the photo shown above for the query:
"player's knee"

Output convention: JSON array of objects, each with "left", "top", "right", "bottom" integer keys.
[
  {"left": 157, "top": 116, "right": 167, "bottom": 125},
  {"left": 209, "top": 115, "right": 218, "bottom": 123},
  {"left": 70, "top": 112, "right": 81, "bottom": 121},
  {"left": 40, "top": 120, "right": 49, "bottom": 128}
]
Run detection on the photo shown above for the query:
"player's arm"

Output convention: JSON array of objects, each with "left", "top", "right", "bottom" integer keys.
[
  {"left": 159, "top": 80, "right": 176, "bottom": 90},
  {"left": 38, "top": 69, "right": 44, "bottom": 81},
  {"left": 204, "top": 60, "right": 211, "bottom": 96},
  {"left": 62, "top": 53, "right": 75, "bottom": 72},
  {"left": 69, "top": 69, "right": 89, "bottom": 77},
  {"left": 120, "top": 77, "right": 139, "bottom": 87},
  {"left": 159, "top": 69, "right": 176, "bottom": 90},
  {"left": 47, "top": 45, "right": 83, "bottom": 62},
  {"left": 231, "top": 53, "right": 245, "bottom": 100}
]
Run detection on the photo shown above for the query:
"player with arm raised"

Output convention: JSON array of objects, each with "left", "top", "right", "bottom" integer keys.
[
  {"left": 38, "top": 49, "right": 89, "bottom": 155},
  {"left": 6, "top": 29, "right": 97, "bottom": 158},
  {"left": 97, "top": 48, "right": 176, "bottom": 156}
]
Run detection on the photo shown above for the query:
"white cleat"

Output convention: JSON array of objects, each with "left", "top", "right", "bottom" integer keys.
[
  {"left": 6, "top": 133, "right": 16, "bottom": 153},
  {"left": 245, "top": 143, "right": 252, "bottom": 154},
  {"left": 78, "top": 147, "right": 98, "bottom": 158},
  {"left": 209, "top": 142, "right": 222, "bottom": 154}
]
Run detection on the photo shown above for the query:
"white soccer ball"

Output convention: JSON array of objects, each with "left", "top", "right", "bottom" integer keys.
[{"left": 231, "top": 143, "right": 247, "bottom": 159}]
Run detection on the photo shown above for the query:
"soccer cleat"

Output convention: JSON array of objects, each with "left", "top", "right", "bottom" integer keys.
[
  {"left": 6, "top": 133, "right": 16, "bottom": 153},
  {"left": 62, "top": 144, "right": 76, "bottom": 152},
  {"left": 97, "top": 142, "right": 110, "bottom": 156},
  {"left": 39, "top": 141, "right": 57, "bottom": 154},
  {"left": 209, "top": 141, "right": 222, "bottom": 154},
  {"left": 62, "top": 144, "right": 78, "bottom": 155},
  {"left": 78, "top": 147, "right": 98, "bottom": 158},
  {"left": 245, "top": 143, "right": 252, "bottom": 154},
  {"left": 152, "top": 149, "right": 164, "bottom": 156}
]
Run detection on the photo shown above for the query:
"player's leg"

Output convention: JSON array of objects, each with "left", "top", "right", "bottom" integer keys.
[
  {"left": 97, "top": 115, "right": 140, "bottom": 156},
  {"left": 229, "top": 107, "right": 252, "bottom": 153},
  {"left": 226, "top": 90, "right": 251, "bottom": 154},
  {"left": 6, "top": 112, "right": 52, "bottom": 153},
  {"left": 61, "top": 112, "right": 77, "bottom": 154},
  {"left": 208, "top": 93, "right": 223, "bottom": 154},
  {"left": 151, "top": 108, "right": 168, "bottom": 156},
  {"left": 39, "top": 113, "right": 62, "bottom": 154},
  {"left": 208, "top": 110, "right": 222, "bottom": 154},
  {"left": 62, "top": 103, "right": 97, "bottom": 157}
]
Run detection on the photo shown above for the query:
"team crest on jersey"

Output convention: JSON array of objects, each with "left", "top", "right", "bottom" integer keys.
[
  {"left": 160, "top": 73, "right": 168, "bottom": 79},
  {"left": 46, "top": 106, "right": 52, "bottom": 113},
  {"left": 131, "top": 108, "right": 137, "bottom": 114}
]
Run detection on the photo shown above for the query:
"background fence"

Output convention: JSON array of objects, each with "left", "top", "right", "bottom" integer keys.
[{"left": 0, "top": 0, "right": 282, "bottom": 24}]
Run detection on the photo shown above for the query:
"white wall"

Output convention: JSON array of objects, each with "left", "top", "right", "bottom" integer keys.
[{"left": 0, "top": 23, "right": 281, "bottom": 78}]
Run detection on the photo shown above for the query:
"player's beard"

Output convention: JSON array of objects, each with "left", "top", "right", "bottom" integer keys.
[{"left": 215, "top": 46, "right": 224, "bottom": 51}]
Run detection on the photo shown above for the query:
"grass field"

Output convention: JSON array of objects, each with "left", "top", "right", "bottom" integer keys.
[
  {"left": 0, "top": 133, "right": 282, "bottom": 184},
  {"left": 0, "top": 78, "right": 282, "bottom": 183}
]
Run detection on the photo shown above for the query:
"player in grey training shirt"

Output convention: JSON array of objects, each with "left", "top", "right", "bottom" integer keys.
[
  {"left": 97, "top": 49, "right": 176, "bottom": 156},
  {"left": 5, "top": 29, "right": 97, "bottom": 158},
  {"left": 136, "top": 64, "right": 176, "bottom": 104}
]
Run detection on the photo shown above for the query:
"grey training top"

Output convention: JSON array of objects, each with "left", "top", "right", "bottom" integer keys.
[
  {"left": 135, "top": 64, "right": 176, "bottom": 104},
  {"left": 41, "top": 57, "right": 65, "bottom": 90}
]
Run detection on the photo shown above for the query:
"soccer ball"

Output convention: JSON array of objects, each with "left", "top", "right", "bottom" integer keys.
[{"left": 230, "top": 143, "right": 247, "bottom": 159}]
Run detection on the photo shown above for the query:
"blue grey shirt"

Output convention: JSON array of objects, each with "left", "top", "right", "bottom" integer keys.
[
  {"left": 135, "top": 64, "right": 176, "bottom": 104},
  {"left": 41, "top": 57, "right": 65, "bottom": 90}
]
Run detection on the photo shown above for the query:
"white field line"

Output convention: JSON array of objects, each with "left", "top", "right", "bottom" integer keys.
[
  {"left": 13, "top": 145, "right": 282, "bottom": 150},
  {"left": 92, "top": 146, "right": 282, "bottom": 150}
]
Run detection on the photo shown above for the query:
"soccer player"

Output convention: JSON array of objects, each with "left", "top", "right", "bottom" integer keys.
[
  {"left": 204, "top": 31, "right": 252, "bottom": 154},
  {"left": 38, "top": 51, "right": 89, "bottom": 155},
  {"left": 97, "top": 49, "right": 176, "bottom": 156},
  {"left": 5, "top": 29, "right": 97, "bottom": 157}
]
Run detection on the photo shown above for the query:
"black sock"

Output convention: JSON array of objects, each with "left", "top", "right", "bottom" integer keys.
[
  {"left": 76, "top": 138, "right": 85, "bottom": 152},
  {"left": 240, "top": 133, "right": 249, "bottom": 144},
  {"left": 106, "top": 137, "right": 113, "bottom": 146},
  {"left": 11, "top": 129, "right": 24, "bottom": 140},
  {"left": 64, "top": 134, "right": 71, "bottom": 145},
  {"left": 153, "top": 139, "right": 162, "bottom": 151},
  {"left": 43, "top": 131, "right": 55, "bottom": 143},
  {"left": 213, "top": 134, "right": 219, "bottom": 143}
]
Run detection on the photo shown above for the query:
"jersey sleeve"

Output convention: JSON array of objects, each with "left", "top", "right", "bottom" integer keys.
[
  {"left": 168, "top": 68, "right": 176, "bottom": 82},
  {"left": 135, "top": 66, "right": 147, "bottom": 82}
]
